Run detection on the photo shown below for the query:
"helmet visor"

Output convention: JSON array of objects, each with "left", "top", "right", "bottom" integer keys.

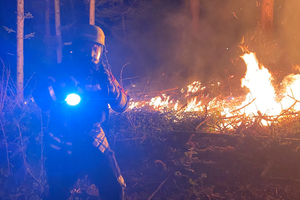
[{"left": 73, "top": 41, "right": 103, "bottom": 64}]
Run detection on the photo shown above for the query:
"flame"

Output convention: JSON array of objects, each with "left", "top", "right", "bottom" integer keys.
[
  {"left": 128, "top": 51, "right": 300, "bottom": 127},
  {"left": 281, "top": 74, "right": 300, "bottom": 111},
  {"left": 239, "top": 53, "right": 281, "bottom": 117},
  {"left": 186, "top": 97, "right": 203, "bottom": 112},
  {"left": 239, "top": 53, "right": 300, "bottom": 120},
  {"left": 149, "top": 95, "right": 170, "bottom": 109},
  {"left": 187, "top": 81, "right": 202, "bottom": 94}
]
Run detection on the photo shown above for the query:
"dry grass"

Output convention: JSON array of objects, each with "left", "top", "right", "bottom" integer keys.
[{"left": 0, "top": 60, "right": 45, "bottom": 200}]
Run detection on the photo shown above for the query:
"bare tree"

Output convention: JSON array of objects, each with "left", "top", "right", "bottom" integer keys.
[
  {"left": 190, "top": 0, "right": 200, "bottom": 35},
  {"left": 54, "top": 0, "right": 62, "bottom": 63},
  {"left": 17, "top": 0, "right": 24, "bottom": 100},
  {"left": 253, "top": 0, "right": 274, "bottom": 61},
  {"left": 93, "top": 0, "right": 152, "bottom": 43},
  {"left": 70, "top": 0, "right": 76, "bottom": 23},
  {"left": 259, "top": 0, "right": 274, "bottom": 36},
  {"left": 90, "top": 0, "right": 95, "bottom": 25},
  {"left": 45, "top": 0, "right": 51, "bottom": 59}
]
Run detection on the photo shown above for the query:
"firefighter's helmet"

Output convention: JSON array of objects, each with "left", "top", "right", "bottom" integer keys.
[
  {"left": 75, "top": 24, "right": 105, "bottom": 46},
  {"left": 72, "top": 25, "right": 105, "bottom": 64}
]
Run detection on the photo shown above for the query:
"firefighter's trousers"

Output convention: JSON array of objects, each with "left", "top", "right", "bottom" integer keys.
[{"left": 43, "top": 130, "right": 125, "bottom": 200}]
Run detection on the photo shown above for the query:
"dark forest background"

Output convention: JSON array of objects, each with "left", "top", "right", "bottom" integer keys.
[{"left": 1, "top": 0, "right": 300, "bottom": 94}]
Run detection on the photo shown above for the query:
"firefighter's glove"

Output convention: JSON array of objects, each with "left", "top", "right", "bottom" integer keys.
[{"left": 102, "top": 69, "right": 129, "bottom": 112}]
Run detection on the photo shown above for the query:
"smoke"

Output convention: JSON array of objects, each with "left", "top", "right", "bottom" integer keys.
[
  {"left": 275, "top": 0, "right": 300, "bottom": 71},
  {"left": 109, "top": 0, "right": 300, "bottom": 92},
  {"left": 119, "top": 0, "right": 259, "bottom": 91}
]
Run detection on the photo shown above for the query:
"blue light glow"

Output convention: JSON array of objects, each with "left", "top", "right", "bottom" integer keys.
[{"left": 65, "top": 93, "right": 81, "bottom": 106}]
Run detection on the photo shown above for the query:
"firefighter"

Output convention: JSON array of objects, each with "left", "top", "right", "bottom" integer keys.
[{"left": 33, "top": 24, "right": 128, "bottom": 200}]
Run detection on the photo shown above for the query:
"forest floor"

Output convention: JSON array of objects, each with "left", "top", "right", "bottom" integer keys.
[
  {"left": 2, "top": 106, "right": 300, "bottom": 200},
  {"left": 2, "top": 78, "right": 300, "bottom": 199},
  {"left": 105, "top": 111, "right": 300, "bottom": 200}
]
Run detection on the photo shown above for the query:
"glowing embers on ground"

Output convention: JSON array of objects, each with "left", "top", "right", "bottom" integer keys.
[
  {"left": 149, "top": 94, "right": 170, "bottom": 109},
  {"left": 184, "top": 81, "right": 205, "bottom": 112},
  {"left": 128, "top": 52, "right": 300, "bottom": 125},
  {"left": 128, "top": 81, "right": 206, "bottom": 112}
]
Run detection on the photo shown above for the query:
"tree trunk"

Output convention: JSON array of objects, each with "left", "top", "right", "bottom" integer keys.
[
  {"left": 45, "top": 0, "right": 51, "bottom": 60},
  {"left": 70, "top": 0, "right": 76, "bottom": 24},
  {"left": 259, "top": 0, "right": 274, "bottom": 36},
  {"left": 190, "top": 0, "right": 200, "bottom": 35},
  {"left": 253, "top": 0, "right": 274, "bottom": 64},
  {"left": 17, "top": 0, "right": 24, "bottom": 100},
  {"left": 54, "top": 0, "right": 62, "bottom": 63},
  {"left": 281, "top": 0, "right": 300, "bottom": 62},
  {"left": 89, "top": 0, "right": 95, "bottom": 25}
]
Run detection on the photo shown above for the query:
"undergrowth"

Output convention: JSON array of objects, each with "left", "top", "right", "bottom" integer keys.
[
  {"left": 2, "top": 59, "right": 300, "bottom": 199},
  {"left": 0, "top": 66, "right": 45, "bottom": 200}
]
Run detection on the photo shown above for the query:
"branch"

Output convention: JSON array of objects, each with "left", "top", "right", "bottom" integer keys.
[
  {"left": 0, "top": 57, "right": 9, "bottom": 112},
  {"left": 24, "top": 72, "right": 35, "bottom": 89},
  {"left": 230, "top": 98, "right": 256, "bottom": 113},
  {"left": 287, "top": 94, "right": 300, "bottom": 103},
  {"left": 122, "top": 76, "right": 139, "bottom": 81},
  {"left": 277, "top": 100, "right": 298, "bottom": 119},
  {"left": 40, "top": 113, "right": 44, "bottom": 175},
  {"left": 147, "top": 177, "right": 169, "bottom": 200},
  {"left": 2, "top": 26, "right": 16, "bottom": 33},
  {"left": 61, "top": 23, "right": 75, "bottom": 31},
  {"left": 195, "top": 117, "right": 210, "bottom": 130},
  {"left": 261, "top": 158, "right": 275, "bottom": 177},
  {"left": 15, "top": 118, "right": 27, "bottom": 171},
  {"left": 137, "top": 87, "right": 179, "bottom": 96},
  {"left": 267, "top": 176, "right": 300, "bottom": 183},
  {"left": 0, "top": 121, "right": 11, "bottom": 175},
  {"left": 24, "top": 12, "right": 34, "bottom": 19},
  {"left": 120, "top": 62, "right": 130, "bottom": 86},
  {"left": 24, "top": 32, "right": 35, "bottom": 39},
  {"left": 15, "top": 118, "right": 42, "bottom": 184}
]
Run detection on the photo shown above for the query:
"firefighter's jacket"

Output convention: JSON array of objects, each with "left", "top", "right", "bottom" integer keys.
[{"left": 33, "top": 60, "right": 129, "bottom": 159}]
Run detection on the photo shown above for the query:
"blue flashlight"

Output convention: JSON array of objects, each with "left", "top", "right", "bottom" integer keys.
[{"left": 65, "top": 93, "right": 81, "bottom": 106}]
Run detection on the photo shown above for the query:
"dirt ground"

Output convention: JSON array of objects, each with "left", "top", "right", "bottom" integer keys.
[
  {"left": 105, "top": 112, "right": 300, "bottom": 200},
  {"left": 2, "top": 109, "right": 300, "bottom": 200},
  {"left": 112, "top": 132, "right": 300, "bottom": 200}
]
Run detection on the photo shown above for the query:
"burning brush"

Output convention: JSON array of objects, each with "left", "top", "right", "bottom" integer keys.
[{"left": 128, "top": 52, "right": 300, "bottom": 130}]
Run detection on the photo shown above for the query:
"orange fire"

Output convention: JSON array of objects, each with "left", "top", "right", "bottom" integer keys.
[
  {"left": 128, "top": 52, "right": 300, "bottom": 126},
  {"left": 238, "top": 53, "right": 300, "bottom": 124},
  {"left": 239, "top": 53, "right": 280, "bottom": 117}
]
